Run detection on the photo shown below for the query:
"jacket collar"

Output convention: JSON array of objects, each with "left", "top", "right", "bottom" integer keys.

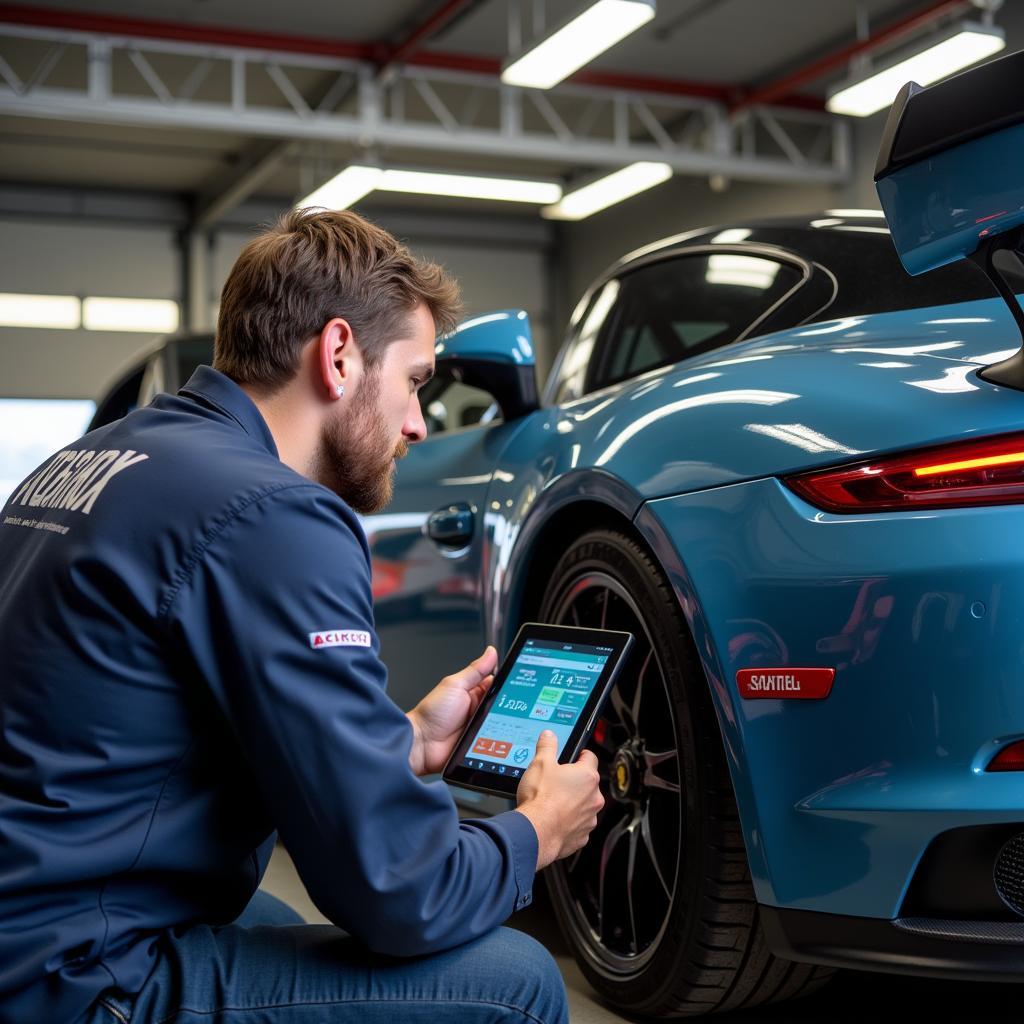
[{"left": 179, "top": 365, "right": 279, "bottom": 458}]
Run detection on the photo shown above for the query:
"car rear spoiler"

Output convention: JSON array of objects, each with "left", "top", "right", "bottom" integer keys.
[{"left": 874, "top": 48, "right": 1024, "bottom": 390}]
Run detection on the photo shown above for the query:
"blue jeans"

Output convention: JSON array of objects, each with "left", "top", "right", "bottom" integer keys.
[{"left": 85, "top": 891, "right": 568, "bottom": 1023}]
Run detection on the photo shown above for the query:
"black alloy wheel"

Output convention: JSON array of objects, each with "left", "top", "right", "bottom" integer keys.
[{"left": 539, "top": 529, "right": 834, "bottom": 1017}]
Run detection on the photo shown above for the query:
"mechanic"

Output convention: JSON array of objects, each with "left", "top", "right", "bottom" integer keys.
[{"left": 0, "top": 208, "right": 604, "bottom": 1024}]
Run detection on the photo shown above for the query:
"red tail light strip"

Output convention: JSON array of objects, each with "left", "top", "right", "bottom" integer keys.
[
  {"left": 785, "top": 432, "right": 1024, "bottom": 513},
  {"left": 914, "top": 450, "right": 1024, "bottom": 477}
]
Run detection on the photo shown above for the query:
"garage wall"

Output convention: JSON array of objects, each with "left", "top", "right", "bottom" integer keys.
[
  {"left": 0, "top": 206, "right": 554, "bottom": 402},
  {"left": 0, "top": 217, "right": 181, "bottom": 400}
]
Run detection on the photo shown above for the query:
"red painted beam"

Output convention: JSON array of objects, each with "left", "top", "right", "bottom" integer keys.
[
  {"left": 404, "top": 51, "right": 819, "bottom": 108},
  {"left": 730, "top": 0, "right": 971, "bottom": 113},
  {"left": 381, "top": 0, "right": 475, "bottom": 71},
  {"left": 402, "top": 49, "right": 500, "bottom": 76},
  {"left": 405, "top": 49, "right": 755, "bottom": 103},
  {"left": 0, "top": 2, "right": 376, "bottom": 59}
]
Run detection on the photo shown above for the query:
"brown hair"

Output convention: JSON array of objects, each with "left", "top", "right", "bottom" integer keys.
[{"left": 213, "top": 207, "right": 462, "bottom": 391}]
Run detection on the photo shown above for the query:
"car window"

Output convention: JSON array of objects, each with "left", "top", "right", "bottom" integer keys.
[
  {"left": 88, "top": 364, "right": 147, "bottom": 429},
  {"left": 585, "top": 252, "right": 802, "bottom": 394},
  {"left": 548, "top": 279, "right": 620, "bottom": 405},
  {"left": 420, "top": 371, "right": 501, "bottom": 437}
]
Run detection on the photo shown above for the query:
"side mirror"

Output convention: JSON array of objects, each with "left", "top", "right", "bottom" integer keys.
[{"left": 435, "top": 309, "right": 539, "bottom": 420}]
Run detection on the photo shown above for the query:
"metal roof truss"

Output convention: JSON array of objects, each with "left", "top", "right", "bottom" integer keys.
[{"left": 0, "top": 21, "right": 851, "bottom": 189}]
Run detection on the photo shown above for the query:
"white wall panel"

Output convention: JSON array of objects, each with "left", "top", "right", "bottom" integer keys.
[
  {"left": 0, "top": 219, "right": 179, "bottom": 296},
  {"left": 1, "top": 213, "right": 552, "bottom": 401},
  {"left": 0, "top": 217, "right": 179, "bottom": 400},
  {"left": 0, "top": 327, "right": 159, "bottom": 402}
]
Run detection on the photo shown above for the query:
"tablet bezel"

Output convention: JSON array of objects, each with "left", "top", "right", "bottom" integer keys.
[{"left": 442, "top": 622, "right": 634, "bottom": 798}]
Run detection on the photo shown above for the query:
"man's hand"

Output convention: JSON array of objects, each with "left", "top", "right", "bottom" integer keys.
[
  {"left": 407, "top": 646, "right": 498, "bottom": 776},
  {"left": 516, "top": 730, "right": 604, "bottom": 870}
]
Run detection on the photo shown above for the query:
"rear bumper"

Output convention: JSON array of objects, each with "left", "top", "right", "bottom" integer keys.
[
  {"left": 636, "top": 478, "right": 1024, "bottom": 919},
  {"left": 763, "top": 905, "right": 1024, "bottom": 981}
]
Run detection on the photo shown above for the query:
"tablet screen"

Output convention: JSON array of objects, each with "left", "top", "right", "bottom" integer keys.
[{"left": 458, "top": 637, "right": 614, "bottom": 783}]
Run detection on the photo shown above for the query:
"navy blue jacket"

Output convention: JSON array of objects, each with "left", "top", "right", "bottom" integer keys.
[{"left": 0, "top": 366, "right": 536, "bottom": 1024}]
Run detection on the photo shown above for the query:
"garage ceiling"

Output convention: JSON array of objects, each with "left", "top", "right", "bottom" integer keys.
[{"left": 0, "top": 0, "right": 988, "bottom": 219}]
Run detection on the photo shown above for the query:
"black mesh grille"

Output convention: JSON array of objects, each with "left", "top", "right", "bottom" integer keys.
[{"left": 993, "top": 833, "right": 1024, "bottom": 917}]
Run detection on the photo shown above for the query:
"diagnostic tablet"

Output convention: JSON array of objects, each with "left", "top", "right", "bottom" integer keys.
[{"left": 442, "top": 622, "right": 634, "bottom": 798}]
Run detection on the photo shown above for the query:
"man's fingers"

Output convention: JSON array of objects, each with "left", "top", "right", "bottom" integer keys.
[
  {"left": 467, "top": 676, "right": 493, "bottom": 714},
  {"left": 576, "top": 749, "right": 599, "bottom": 771},
  {"left": 445, "top": 646, "right": 498, "bottom": 691},
  {"left": 535, "top": 729, "right": 557, "bottom": 757},
  {"left": 472, "top": 645, "right": 497, "bottom": 676}
]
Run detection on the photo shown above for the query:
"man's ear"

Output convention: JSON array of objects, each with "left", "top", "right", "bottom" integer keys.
[{"left": 316, "top": 317, "right": 361, "bottom": 401}]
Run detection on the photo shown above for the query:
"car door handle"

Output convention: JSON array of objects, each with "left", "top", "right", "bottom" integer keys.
[{"left": 426, "top": 502, "right": 475, "bottom": 546}]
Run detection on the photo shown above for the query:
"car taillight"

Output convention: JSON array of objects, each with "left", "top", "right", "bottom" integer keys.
[
  {"left": 785, "top": 432, "right": 1024, "bottom": 513},
  {"left": 988, "top": 741, "right": 1024, "bottom": 772}
]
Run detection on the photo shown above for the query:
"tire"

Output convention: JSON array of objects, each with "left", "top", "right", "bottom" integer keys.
[{"left": 539, "top": 529, "right": 834, "bottom": 1017}]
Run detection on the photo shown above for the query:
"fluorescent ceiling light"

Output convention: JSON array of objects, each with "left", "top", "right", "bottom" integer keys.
[
  {"left": 502, "top": 0, "right": 655, "bottom": 90},
  {"left": 82, "top": 297, "right": 179, "bottom": 333},
  {"left": 299, "top": 165, "right": 559, "bottom": 208},
  {"left": 299, "top": 165, "right": 383, "bottom": 210},
  {"left": 0, "top": 293, "right": 80, "bottom": 329},
  {"left": 543, "top": 161, "right": 671, "bottom": 220},
  {"left": 375, "top": 168, "right": 561, "bottom": 204},
  {"left": 825, "top": 209, "right": 885, "bottom": 217},
  {"left": 827, "top": 22, "right": 1005, "bottom": 117}
]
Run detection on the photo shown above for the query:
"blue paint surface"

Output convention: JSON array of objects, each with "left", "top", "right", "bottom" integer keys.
[{"left": 436, "top": 309, "right": 535, "bottom": 366}]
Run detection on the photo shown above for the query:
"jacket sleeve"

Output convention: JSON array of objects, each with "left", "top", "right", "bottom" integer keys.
[{"left": 161, "top": 483, "right": 537, "bottom": 955}]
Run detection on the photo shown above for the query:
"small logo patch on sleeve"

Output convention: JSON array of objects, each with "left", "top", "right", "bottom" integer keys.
[{"left": 309, "top": 629, "right": 372, "bottom": 649}]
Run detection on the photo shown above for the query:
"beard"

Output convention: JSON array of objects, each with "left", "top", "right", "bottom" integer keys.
[{"left": 312, "top": 372, "right": 409, "bottom": 514}]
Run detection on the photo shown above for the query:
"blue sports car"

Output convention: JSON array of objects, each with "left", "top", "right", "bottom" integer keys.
[
  {"left": 364, "top": 54, "right": 1024, "bottom": 1018},
  {"left": 90, "top": 52, "right": 1024, "bottom": 1019}
]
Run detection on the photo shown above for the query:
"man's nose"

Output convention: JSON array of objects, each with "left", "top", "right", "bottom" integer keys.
[{"left": 405, "top": 397, "right": 427, "bottom": 443}]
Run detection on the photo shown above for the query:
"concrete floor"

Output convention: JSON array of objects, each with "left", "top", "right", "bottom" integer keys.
[{"left": 263, "top": 844, "right": 1024, "bottom": 1022}]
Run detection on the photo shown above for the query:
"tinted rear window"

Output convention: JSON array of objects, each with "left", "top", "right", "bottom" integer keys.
[{"left": 744, "top": 224, "right": 995, "bottom": 319}]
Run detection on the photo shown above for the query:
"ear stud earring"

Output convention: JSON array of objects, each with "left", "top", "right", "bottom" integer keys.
[{"left": 335, "top": 384, "right": 345, "bottom": 397}]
